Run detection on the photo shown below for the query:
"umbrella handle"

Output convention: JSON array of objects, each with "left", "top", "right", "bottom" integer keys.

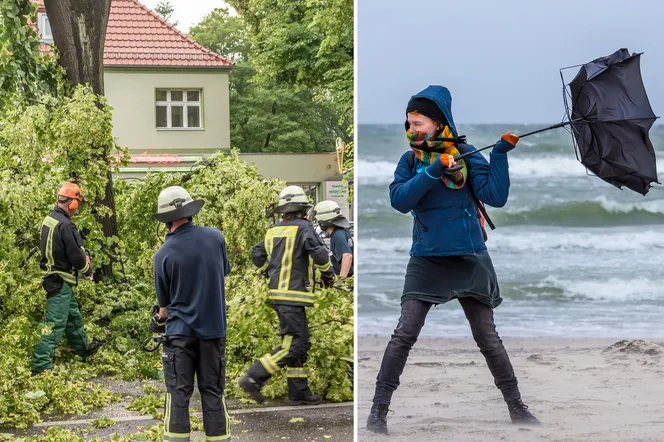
[{"left": 435, "top": 120, "right": 576, "bottom": 161}]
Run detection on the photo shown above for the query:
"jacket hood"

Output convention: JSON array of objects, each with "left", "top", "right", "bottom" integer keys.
[{"left": 408, "top": 85, "right": 458, "bottom": 137}]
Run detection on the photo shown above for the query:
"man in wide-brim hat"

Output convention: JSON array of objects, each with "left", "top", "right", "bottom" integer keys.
[{"left": 152, "top": 186, "right": 232, "bottom": 442}]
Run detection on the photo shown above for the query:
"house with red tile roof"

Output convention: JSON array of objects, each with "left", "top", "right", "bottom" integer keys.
[
  {"left": 32, "top": 1, "right": 352, "bottom": 218},
  {"left": 33, "top": 0, "right": 234, "bottom": 173}
]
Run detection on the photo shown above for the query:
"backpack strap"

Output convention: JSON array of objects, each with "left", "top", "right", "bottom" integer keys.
[{"left": 457, "top": 144, "right": 496, "bottom": 231}]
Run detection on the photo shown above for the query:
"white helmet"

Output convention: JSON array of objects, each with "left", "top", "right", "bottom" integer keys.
[
  {"left": 153, "top": 186, "right": 204, "bottom": 223},
  {"left": 312, "top": 200, "right": 350, "bottom": 229},
  {"left": 274, "top": 185, "right": 313, "bottom": 214}
]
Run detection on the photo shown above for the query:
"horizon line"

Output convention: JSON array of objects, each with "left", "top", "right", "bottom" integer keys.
[{"left": 358, "top": 121, "right": 664, "bottom": 126}]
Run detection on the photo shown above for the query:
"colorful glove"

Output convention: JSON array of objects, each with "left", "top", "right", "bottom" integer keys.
[
  {"left": 493, "top": 132, "right": 519, "bottom": 154},
  {"left": 439, "top": 154, "right": 456, "bottom": 168},
  {"left": 426, "top": 153, "right": 456, "bottom": 177}
]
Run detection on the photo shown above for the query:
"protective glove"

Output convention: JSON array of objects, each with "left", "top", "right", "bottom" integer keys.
[
  {"left": 148, "top": 305, "right": 166, "bottom": 333},
  {"left": 492, "top": 132, "right": 519, "bottom": 154},
  {"left": 321, "top": 271, "right": 336, "bottom": 288}
]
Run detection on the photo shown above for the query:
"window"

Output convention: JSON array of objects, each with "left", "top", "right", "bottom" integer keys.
[
  {"left": 297, "top": 184, "right": 318, "bottom": 205},
  {"left": 38, "top": 13, "right": 53, "bottom": 43},
  {"left": 155, "top": 89, "right": 202, "bottom": 129}
]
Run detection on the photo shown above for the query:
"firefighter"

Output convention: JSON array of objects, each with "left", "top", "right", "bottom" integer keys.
[
  {"left": 239, "top": 185, "right": 336, "bottom": 406},
  {"left": 312, "top": 200, "right": 354, "bottom": 278},
  {"left": 152, "top": 186, "right": 232, "bottom": 442},
  {"left": 31, "top": 183, "right": 101, "bottom": 376}
]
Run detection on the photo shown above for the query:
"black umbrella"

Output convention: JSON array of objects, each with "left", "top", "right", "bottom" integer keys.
[{"left": 426, "top": 48, "right": 660, "bottom": 195}]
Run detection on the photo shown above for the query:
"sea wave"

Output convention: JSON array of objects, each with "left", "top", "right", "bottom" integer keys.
[
  {"left": 495, "top": 196, "right": 664, "bottom": 226},
  {"left": 358, "top": 156, "right": 664, "bottom": 185},
  {"left": 359, "top": 228, "right": 664, "bottom": 253}
]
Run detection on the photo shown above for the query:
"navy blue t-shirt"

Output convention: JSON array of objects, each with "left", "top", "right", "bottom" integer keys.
[
  {"left": 330, "top": 228, "right": 354, "bottom": 276},
  {"left": 153, "top": 222, "right": 231, "bottom": 339}
]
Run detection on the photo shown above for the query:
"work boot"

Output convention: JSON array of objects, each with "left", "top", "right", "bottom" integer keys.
[
  {"left": 81, "top": 340, "right": 103, "bottom": 360},
  {"left": 239, "top": 376, "right": 265, "bottom": 404},
  {"left": 507, "top": 398, "right": 541, "bottom": 425},
  {"left": 289, "top": 393, "right": 323, "bottom": 406},
  {"left": 366, "top": 403, "right": 389, "bottom": 434}
]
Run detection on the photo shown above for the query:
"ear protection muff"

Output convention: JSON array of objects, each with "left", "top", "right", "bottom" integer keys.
[
  {"left": 69, "top": 198, "right": 79, "bottom": 211},
  {"left": 57, "top": 183, "right": 84, "bottom": 211}
]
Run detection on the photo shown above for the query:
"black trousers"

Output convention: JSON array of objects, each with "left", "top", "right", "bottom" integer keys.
[
  {"left": 162, "top": 336, "right": 230, "bottom": 441},
  {"left": 373, "top": 297, "right": 520, "bottom": 406},
  {"left": 246, "top": 305, "right": 313, "bottom": 399}
]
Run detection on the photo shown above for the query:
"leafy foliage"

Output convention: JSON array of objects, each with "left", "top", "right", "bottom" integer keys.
[
  {"left": 189, "top": 7, "right": 349, "bottom": 153},
  {"left": 0, "top": 0, "right": 66, "bottom": 109},
  {"left": 219, "top": 0, "right": 354, "bottom": 196},
  {"left": 153, "top": 0, "right": 179, "bottom": 27},
  {"left": 0, "top": 1, "right": 353, "bottom": 434},
  {"left": 0, "top": 98, "right": 353, "bottom": 433},
  {"left": 225, "top": 0, "right": 353, "bottom": 128}
]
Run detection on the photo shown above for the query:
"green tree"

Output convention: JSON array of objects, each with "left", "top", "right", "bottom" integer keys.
[
  {"left": 0, "top": 0, "right": 64, "bottom": 109},
  {"left": 224, "top": 0, "right": 354, "bottom": 198},
  {"left": 43, "top": 0, "right": 124, "bottom": 280},
  {"left": 226, "top": 0, "right": 353, "bottom": 126},
  {"left": 154, "top": 0, "right": 179, "bottom": 27},
  {"left": 188, "top": 7, "right": 249, "bottom": 63},
  {"left": 189, "top": 8, "right": 347, "bottom": 153}
]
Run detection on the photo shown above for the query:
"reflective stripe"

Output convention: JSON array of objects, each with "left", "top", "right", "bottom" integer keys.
[
  {"left": 218, "top": 395, "right": 231, "bottom": 440},
  {"left": 79, "top": 248, "right": 89, "bottom": 273},
  {"left": 308, "top": 256, "right": 314, "bottom": 290},
  {"left": 316, "top": 260, "right": 332, "bottom": 272},
  {"left": 264, "top": 226, "right": 299, "bottom": 292},
  {"left": 42, "top": 216, "right": 58, "bottom": 272},
  {"left": 164, "top": 432, "right": 190, "bottom": 441},
  {"left": 269, "top": 297, "right": 315, "bottom": 305},
  {"left": 268, "top": 290, "right": 315, "bottom": 305},
  {"left": 259, "top": 334, "right": 294, "bottom": 375},
  {"left": 272, "top": 334, "right": 293, "bottom": 363},
  {"left": 165, "top": 393, "right": 172, "bottom": 436},
  {"left": 42, "top": 270, "right": 76, "bottom": 284},
  {"left": 260, "top": 354, "right": 279, "bottom": 375},
  {"left": 281, "top": 231, "right": 296, "bottom": 291},
  {"left": 268, "top": 290, "right": 314, "bottom": 299},
  {"left": 265, "top": 235, "right": 274, "bottom": 262},
  {"left": 281, "top": 335, "right": 293, "bottom": 352},
  {"left": 286, "top": 367, "right": 308, "bottom": 379}
]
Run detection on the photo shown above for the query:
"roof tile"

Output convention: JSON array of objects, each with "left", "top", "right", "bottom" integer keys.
[{"left": 33, "top": 0, "right": 234, "bottom": 67}]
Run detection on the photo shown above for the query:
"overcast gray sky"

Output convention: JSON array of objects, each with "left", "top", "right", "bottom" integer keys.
[
  {"left": 358, "top": 0, "right": 664, "bottom": 124},
  {"left": 140, "top": 0, "right": 234, "bottom": 33}
]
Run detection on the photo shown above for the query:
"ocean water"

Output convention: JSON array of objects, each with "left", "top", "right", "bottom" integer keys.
[{"left": 357, "top": 124, "right": 664, "bottom": 338}]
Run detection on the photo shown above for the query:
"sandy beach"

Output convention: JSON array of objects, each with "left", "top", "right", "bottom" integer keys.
[{"left": 357, "top": 336, "right": 664, "bottom": 442}]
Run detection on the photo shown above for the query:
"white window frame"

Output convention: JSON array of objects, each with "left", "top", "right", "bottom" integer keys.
[
  {"left": 155, "top": 89, "right": 203, "bottom": 130},
  {"left": 37, "top": 12, "right": 53, "bottom": 44}
]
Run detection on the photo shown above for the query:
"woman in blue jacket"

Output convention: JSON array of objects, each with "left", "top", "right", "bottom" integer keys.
[{"left": 366, "top": 86, "right": 540, "bottom": 434}]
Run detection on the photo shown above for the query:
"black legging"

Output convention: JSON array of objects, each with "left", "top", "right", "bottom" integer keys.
[{"left": 372, "top": 297, "right": 520, "bottom": 406}]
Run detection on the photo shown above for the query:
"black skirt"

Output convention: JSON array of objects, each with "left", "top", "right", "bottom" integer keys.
[{"left": 401, "top": 250, "right": 502, "bottom": 308}]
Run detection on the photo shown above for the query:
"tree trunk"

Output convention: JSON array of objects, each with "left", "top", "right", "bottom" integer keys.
[{"left": 44, "top": 0, "right": 119, "bottom": 281}]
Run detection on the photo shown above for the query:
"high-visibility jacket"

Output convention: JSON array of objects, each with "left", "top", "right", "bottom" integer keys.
[
  {"left": 39, "top": 206, "right": 90, "bottom": 287},
  {"left": 251, "top": 217, "right": 334, "bottom": 307}
]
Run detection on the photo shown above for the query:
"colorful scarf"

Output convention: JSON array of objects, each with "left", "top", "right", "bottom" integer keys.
[{"left": 406, "top": 125, "right": 467, "bottom": 189}]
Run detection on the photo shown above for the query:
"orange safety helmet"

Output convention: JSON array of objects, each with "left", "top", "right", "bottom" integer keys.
[{"left": 58, "top": 182, "right": 84, "bottom": 211}]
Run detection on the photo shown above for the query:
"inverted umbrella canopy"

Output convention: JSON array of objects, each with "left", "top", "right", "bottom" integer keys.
[
  {"left": 568, "top": 48, "right": 660, "bottom": 195},
  {"left": 421, "top": 48, "right": 659, "bottom": 195}
]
